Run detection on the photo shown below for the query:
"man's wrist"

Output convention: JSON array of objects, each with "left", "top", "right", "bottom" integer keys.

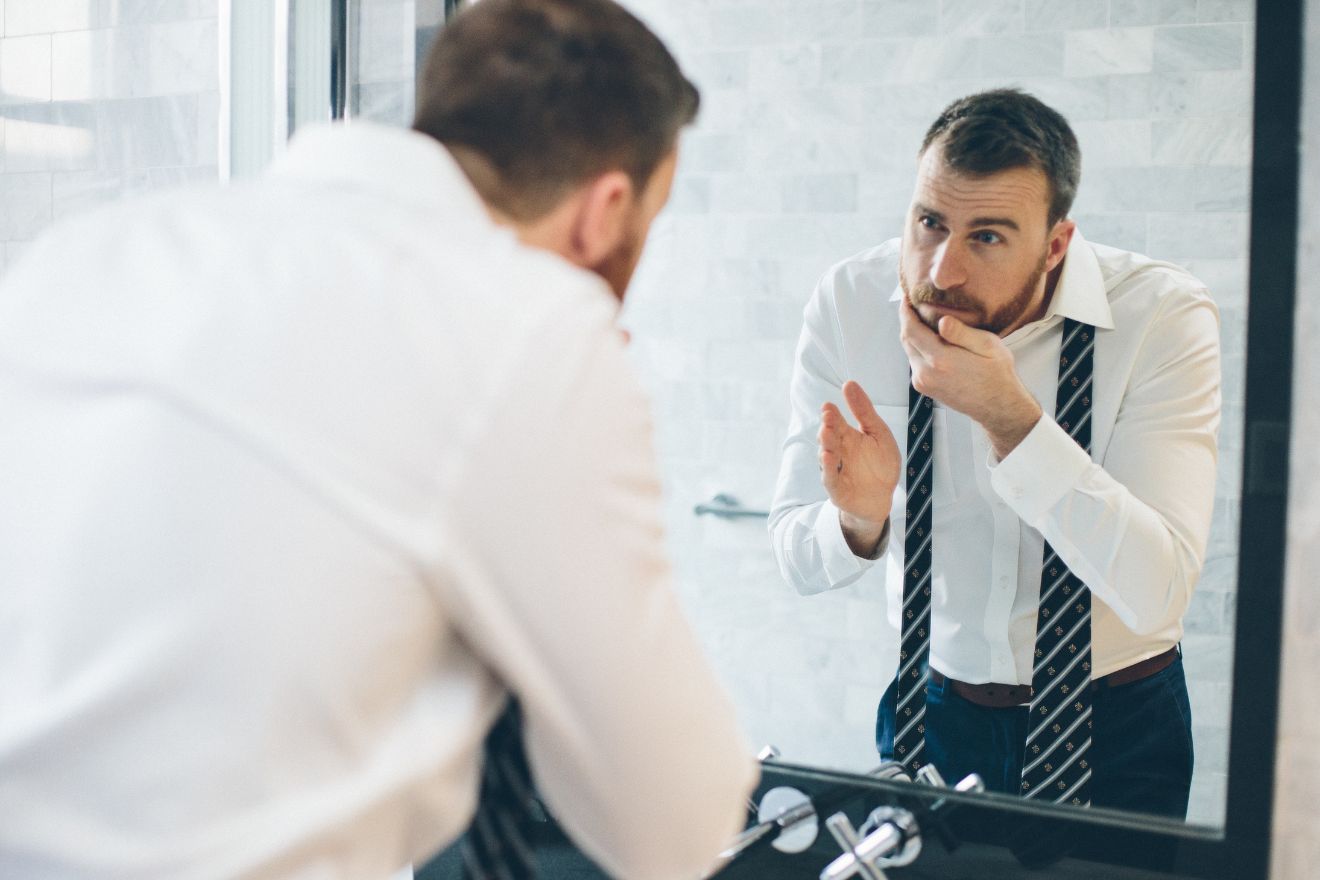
[
  {"left": 983, "top": 393, "right": 1043, "bottom": 460},
  {"left": 839, "top": 510, "right": 889, "bottom": 559}
]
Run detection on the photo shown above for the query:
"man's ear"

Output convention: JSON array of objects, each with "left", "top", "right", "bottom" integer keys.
[
  {"left": 1045, "top": 218, "right": 1076, "bottom": 273},
  {"left": 568, "top": 170, "right": 634, "bottom": 266}
]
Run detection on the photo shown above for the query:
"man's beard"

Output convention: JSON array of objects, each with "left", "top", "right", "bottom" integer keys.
[
  {"left": 591, "top": 222, "right": 645, "bottom": 302},
  {"left": 902, "top": 249, "right": 1048, "bottom": 335}
]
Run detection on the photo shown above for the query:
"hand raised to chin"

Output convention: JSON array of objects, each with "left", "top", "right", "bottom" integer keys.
[{"left": 898, "top": 295, "right": 1043, "bottom": 459}]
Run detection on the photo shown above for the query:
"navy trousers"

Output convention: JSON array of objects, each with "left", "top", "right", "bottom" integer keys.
[{"left": 876, "top": 655, "right": 1194, "bottom": 819}]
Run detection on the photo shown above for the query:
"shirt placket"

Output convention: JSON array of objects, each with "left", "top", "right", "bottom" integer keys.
[
  {"left": 984, "top": 319, "right": 1057, "bottom": 684},
  {"left": 976, "top": 423, "right": 1022, "bottom": 683}
]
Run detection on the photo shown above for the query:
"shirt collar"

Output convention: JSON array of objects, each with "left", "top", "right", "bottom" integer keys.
[
  {"left": 265, "top": 121, "right": 493, "bottom": 224},
  {"left": 886, "top": 229, "right": 1116, "bottom": 332}
]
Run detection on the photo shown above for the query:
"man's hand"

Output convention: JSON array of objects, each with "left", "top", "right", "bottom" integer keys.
[
  {"left": 898, "top": 296, "right": 1042, "bottom": 459},
  {"left": 819, "top": 380, "right": 901, "bottom": 557}
]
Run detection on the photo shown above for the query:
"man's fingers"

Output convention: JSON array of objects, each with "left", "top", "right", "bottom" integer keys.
[
  {"left": 819, "top": 402, "right": 850, "bottom": 455},
  {"left": 937, "top": 314, "right": 996, "bottom": 356},
  {"left": 821, "top": 401, "right": 843, "bottom": 427},
  {"left": 820, "top": 448, "right": 842, "bottom": 480},
  {"left": 842, "top": 380, "right": 887, "bottom": 435},
  {"left": 899, "top": 296, "right": 941, "bottom": 363}
]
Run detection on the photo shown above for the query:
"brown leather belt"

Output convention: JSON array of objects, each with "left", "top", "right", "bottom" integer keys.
[{"left": 928, "top": 646, "right": 1180, "bottom": 709}]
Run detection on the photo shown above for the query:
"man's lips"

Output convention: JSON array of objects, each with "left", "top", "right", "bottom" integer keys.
[{"left": 915, "top": 301, "right": 976, "bottom": 316}]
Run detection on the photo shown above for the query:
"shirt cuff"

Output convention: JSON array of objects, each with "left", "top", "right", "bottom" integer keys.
[
  {"left": 813, "top": 499, "right": 888, "bottom": 584},
  {"left": 989, "top": 415, "right": 1093, "bottom": 527}
]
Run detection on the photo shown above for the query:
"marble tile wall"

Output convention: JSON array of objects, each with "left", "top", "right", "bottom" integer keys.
[
  {"left": 0, "top": 0, "right": 219, "bottom": 275},
  {"left": 618, "top": 0, "right": 1253, "bottom": 828},
  {"left": 353, "top": 0, "right": 414, "bottom": 127},
  {"left": 1269, "top": 2, "right": 1320, "bottom": 876}
]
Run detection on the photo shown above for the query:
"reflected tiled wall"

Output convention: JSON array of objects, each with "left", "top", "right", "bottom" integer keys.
[
  {"left": 1270, "top": 2, "right": 1320, "bottom": 876},
  {"left": 620, "top": 0, "right": 1252, "bottom": 828},
  {"left": 0, "top": 0, "right": 219, "bottom": 272},
  {"left": 353, "top": 0, "right": 414, "bottom": 127}
]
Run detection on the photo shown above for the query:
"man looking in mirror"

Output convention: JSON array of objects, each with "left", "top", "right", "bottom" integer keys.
[
  {"left": 0, "top": 1, "right": 756, "bottom": 877},
  {"left": 770, "top": 89, "right": 1219, "bottom": 820}
]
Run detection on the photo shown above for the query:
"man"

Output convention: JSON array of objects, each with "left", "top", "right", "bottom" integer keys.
[
  {"left": 769, "top": 89, "right": 1219, "bottom": 819},
  {"left": 0, "top": 1, "right": 756, "bottom": 877}
]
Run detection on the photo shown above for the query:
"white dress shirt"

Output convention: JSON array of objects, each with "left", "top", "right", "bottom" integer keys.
[
  {"left": 0, "top": 122, "right": 755, "bottom": 880},
  {"left": 769, "top": 232, "right": 1220, "bottom": 684}
]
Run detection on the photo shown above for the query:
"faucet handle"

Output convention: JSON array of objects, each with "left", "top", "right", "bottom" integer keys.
[
  {"left": 911, "top": 767, "right": 984, "bottom": 853},
  {"left": 820, "top": 813, "right": 890, "bottom": 880},
  {"left": 757, "top": 744, "right": 782, "bottom": 762},
  {"left": 819, "top": 805, "right": 922, "bottom": 880}
]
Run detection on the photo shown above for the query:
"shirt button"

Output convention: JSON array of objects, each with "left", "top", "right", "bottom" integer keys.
[
  {"left": 1009, "top": 487, "right": 1024, "bottom": 500},
  {"left": 999, "top": 577, "right": 1011, "bottom": 589}
]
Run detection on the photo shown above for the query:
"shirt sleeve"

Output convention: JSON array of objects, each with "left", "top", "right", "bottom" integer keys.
[
  {"left": 990, "top": 286, "right": 1221, "bottom": 635},
  {"left": 768, "top": 274, "right": 889, "bottom": 596},
  {"left": 433, "top": 297, "right": 757, "bottom": 880}
]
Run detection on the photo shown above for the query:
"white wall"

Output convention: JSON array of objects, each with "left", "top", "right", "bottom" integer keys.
[{"left": 0, "top": 0, "right": 220, "bottom": 270}]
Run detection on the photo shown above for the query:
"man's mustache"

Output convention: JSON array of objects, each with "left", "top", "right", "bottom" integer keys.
[{"left": 907, "top": 282, "right": 979, "bottom": 313}]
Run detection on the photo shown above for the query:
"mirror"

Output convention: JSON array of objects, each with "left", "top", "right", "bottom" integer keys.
[
  {"left": 616, "top": 1, "right": 1251, "bottom": 832},
  {"left": 412, "top": 0, "right": 1254, "bottom": 835}
]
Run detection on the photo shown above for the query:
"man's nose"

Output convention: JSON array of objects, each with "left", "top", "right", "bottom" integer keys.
[{"left": 930, "top": 239, "right": 967, "bottom": 291}]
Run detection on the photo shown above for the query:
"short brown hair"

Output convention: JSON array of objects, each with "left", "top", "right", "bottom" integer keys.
[
  {"left": 413, "top": 0, "right": 700, "bottom": 221},
  {"left": 921, "top": 89, "right": 1081, "bottom": 227}
]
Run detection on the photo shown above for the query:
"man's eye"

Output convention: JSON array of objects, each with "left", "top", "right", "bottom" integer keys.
[
  {"left": 918, "top": 215, "right": 939, "bottom": 229},
  {"left": 973, "top": 231, "right": 1002, "bottom": 245}
]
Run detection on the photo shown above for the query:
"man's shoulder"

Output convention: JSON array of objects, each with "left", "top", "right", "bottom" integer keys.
[
  {"left": 825, "top": 238, "right": 901, "bottom": 277},
  {"left": 1089, "top": 240, "right": 1211, "bottom": 302},
  {"left": 813, "top": 238, "right": 901, "bottom": 303}
]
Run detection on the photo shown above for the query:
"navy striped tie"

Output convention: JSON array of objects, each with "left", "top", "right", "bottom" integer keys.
[
  {"left": 893, "top": 318, "right": 1097, "bottom": 802},
  {"left": 1021, "top": 318, "right": 1096, "bottom": 806},
  {"left": 893, "top": 382, "right": 935, "bottom": 773},
  {"left": 461, "top": 699, "right": 540, "bottom": 880}
]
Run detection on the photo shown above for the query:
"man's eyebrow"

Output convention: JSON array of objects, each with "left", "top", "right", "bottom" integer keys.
[
  {"left": 912, "top": 204, "right": 1021, "bottom": 233},
  {"left": 913, "top": 203, "right": 944, "bottom": 223},
  {"left": 969, "top": 216, "right": 1020, "bottom": 232}
]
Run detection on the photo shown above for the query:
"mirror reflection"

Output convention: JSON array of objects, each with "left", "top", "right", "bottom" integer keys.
[{"left": 616, "top": 1, "right": 1251, "bottom": 829}]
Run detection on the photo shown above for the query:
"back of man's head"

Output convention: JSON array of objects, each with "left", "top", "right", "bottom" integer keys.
[{"left": 413, "top": 0, "right": 700, "bottom": 223}]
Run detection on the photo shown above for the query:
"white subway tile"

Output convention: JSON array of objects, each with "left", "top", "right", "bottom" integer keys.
[
  {"left": 1073, "top": 119, "right": 1152, "bottom": 166},
  {"left": 861, "top": 1, "right": 939, "bottom": 38},
  {"left": 939, "top": 0, "right": 1023, "bottom": 36},
  {"left": 781, "top": 173, "right": 858, "bottom": 213},
  {"left": 52, "top": 28, "right": 133, "bottom": 101},
  {"left": 0, "top": 34, "right": 50, "bottom": 104},
  {"left": 1196, "top": 0, "right": 1252, "bottom": 22},
  {"left": 1153, "top": 23, "right": 1244, "bottom": 71},
  {"left": 749, "top": 43, "right": 822, "bottom": 92},
  {"left": 684, "top": 50, "right": 750, "bottom": 91},
  {"left": 1024, "top": 0, "right": 1108, "bottom": 31},
  {"left": 1110, "top": 0, "right": 1198, "bottom": 27},
  {"left": 709, "top": 5, "right": 786, "bottom": 48},
  {"left": 5, "top": 0, "right": 102, "bottom": 36},
  {"left": 1064, "top": 27, "right": 1155, "bottom": 77},
  {"left": 4, "top": 105, "right": 97, "bottom": 172},
  {"left": 978, "top": 34, "right": 1066, "bottom": 77},
  {"left": 0, "top": 170, "right": 51, "bottom": 238},
  {"left": 1152, "top": 117, "right": 1252, "bottom": 165},
  {"left": 711, "top": 174, "right": 783, "bottom": 213},
  {"left": 101, "top": 0, "right": 215, "bottom": 26},
  {"left": 138, "top": 17, "right": 215, "bottom": 96}
]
